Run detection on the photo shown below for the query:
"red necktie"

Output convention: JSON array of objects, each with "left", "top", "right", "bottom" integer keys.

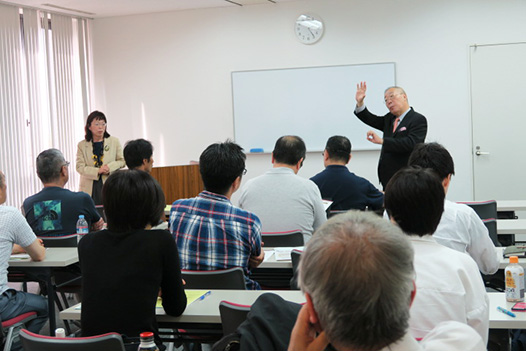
[{"left": 393, "top": 118, "right": 400, "bottom": 133}]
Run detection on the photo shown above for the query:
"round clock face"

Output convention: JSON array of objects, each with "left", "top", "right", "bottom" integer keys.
[{"left": 295, "top": 14, "right": 324, "bottom": 44}]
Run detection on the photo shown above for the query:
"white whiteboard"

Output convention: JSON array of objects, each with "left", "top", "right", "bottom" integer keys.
[{"left": 232, "top": 63, "right": 396, "bottom": 152}]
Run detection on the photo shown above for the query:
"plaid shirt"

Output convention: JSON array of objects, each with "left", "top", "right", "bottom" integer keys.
[{"left": 169, "top": 191, "right": 262, "bottom": 290}]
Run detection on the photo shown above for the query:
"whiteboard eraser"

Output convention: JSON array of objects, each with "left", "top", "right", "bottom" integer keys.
[{"left": 250, "top": 148, "right": 264, "bottom": 153}]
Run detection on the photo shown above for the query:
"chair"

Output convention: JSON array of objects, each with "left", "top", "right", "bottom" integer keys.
[
  {"left": 39, "top": 234, "right": 78, "bottom": 248},
  {"left": 458, "top": 200, "right": 497, "bottom": 220},
  {"left": 261, "top": 230, "right": 304, "bottom": 247},
  {"left": 482, "top": 218, "right": 501, "bottom": 247},
  {"left": 181, "top": 267, "right": 246, "bottom": 290},
  {"left": 290, "top": 249, "right": 303, "bottom": 290},
  {"left": 328, "top": 210, "right": 348, "bottom": 218},
  {"left": 19, "top": 329, "right": 125, "bottom": 351},
  {"left": 0, "top": 312, "right": 36, "bottom": 351},
  {"left": 219, "top": 301, "right": 251, "bottom": 335}
]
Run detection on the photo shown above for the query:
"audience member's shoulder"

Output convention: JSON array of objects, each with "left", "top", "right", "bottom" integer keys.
[
  {"left": 421, "top": 321, "right": 485, "bottom": 351},
  {"left": 0, "top": 205, "right": 22, "bottom": 217}
]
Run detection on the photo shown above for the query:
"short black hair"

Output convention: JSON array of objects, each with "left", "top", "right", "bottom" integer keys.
[
  {"left": 124, "top": 139, "right": 153, "bottom": 170},
  {"left": 272, "top": 136, "right": 306, "bottom": 166},
  {"left": 199, "top": 140, "right": 246, "bottom": 195},
  {"left": 102, "top": 170, "right": 165, "bottom": 232},
  {"left": 325, "top": 136, "right": 351, "bottom": 163},
  {"left": 84, "top": 110, "right": 110, "bottom": 141},
  {"left": 384, "top": 167, "right": 444, "bottom": 237},
  {"left": 408, "top": 142, "right": 455, "bottom": 180}
]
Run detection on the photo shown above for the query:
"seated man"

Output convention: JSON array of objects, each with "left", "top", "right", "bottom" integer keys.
[
  {"left": 23, "top": 149, "right": 103, "bottom": 236},
  {"left": 169, "top": 141, "right": 264, "bottom": 290},
  {"left": 384, "top": 167, "right": 489, "bottom": 343},
  {"left": 239, "top": 135, "right": 326, "bottom": 243},
  {"left": 289, "top": 211, "right": 485, "bottom": 351},
  {"left": 408, "top": 142, "right": 499, "bottom": 274},
  {"left": 0, "top": 171, "right": 48, "bottom": 337},
  {"left": 123, "top": 138, "right": 154, "bottom": 172},
  {"left": 310, "top": 135, "right": 383, "bottom": 211}
]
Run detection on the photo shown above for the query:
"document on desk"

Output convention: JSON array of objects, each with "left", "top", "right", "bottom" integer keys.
[
  {"left": 263, "top": 250, "right": 274, "bottom": 262},
  {"left": 9, "top": 253, "right": 30, "bottom": 260},
  {"left": 156, "top": 290, "right": 209, "bottom": 308},
  {"left": 275, "top": 247, "right": 304, "bottom": 261}
]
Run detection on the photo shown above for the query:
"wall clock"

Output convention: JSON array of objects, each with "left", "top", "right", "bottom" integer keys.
[{"left": 295, "top": 14, "right": 324, "bottom": 44}]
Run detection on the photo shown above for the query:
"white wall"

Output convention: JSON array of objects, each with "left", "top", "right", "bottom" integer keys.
[{"left": 91, "top": 0, "right": 526, "bottom": 202}]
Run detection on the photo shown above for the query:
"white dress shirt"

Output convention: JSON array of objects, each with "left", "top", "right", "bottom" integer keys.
[
  {"left": 409, "top": 235, "right": 489, "bottom": 344},
  {"left": 434, "top": 200, "right": 499, "bottom": 274}
]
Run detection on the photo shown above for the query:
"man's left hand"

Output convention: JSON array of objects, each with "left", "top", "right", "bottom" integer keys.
[{"left": 366, "top": 130, "right": 383, "bottom": 144}]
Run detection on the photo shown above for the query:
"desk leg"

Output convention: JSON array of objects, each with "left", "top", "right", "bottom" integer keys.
[{"left": 45, "top": 270, "right": 56, "bottom": 336}]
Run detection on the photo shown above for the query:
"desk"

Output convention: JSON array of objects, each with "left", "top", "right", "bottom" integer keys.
[
  {"left": 60, "top": 290, "right": 305, "bottom": 325},
  {"left": 60, "top": 290, "right": 520, "bottom": 331},
  {"left": 497, "top": 219, "right": 526, "bottom": 235},
  {"left": 8, "top": 247, "right": 79, "bottom": 335},
  {"left": 497, "top": 200, "right": 526, "bottom": 212},
  {"left": 489, "top": 292, "right": 526, "bottom": 328}
]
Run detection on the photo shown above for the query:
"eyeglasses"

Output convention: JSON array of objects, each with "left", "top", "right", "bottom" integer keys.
[
  {"left": 243, "top": 169, "right": 247, "bottom": 175},
  {"left": 384, "top": 93, "right": 401, "bottom": 104},
  {"left": 92, "top": 122, "right": 106, "bottom": 127},
  {"left": 63, "top": 161, "right": 70, "bottom": 167}
]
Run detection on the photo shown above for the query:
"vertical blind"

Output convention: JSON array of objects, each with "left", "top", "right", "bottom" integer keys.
[{"left": 0, "top": 3, "right": 90, "bottom": 207}]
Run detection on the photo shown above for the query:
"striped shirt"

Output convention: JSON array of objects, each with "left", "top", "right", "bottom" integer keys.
[{"left": 169, "top": 191, "right": 262, "bottom": 290}]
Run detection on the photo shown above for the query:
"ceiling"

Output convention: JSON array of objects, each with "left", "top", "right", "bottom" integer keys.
[{"left": 0, "top": 0, "right": 300, "bottom": 18}]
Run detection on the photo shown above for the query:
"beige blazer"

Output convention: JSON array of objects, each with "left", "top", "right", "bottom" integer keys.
[{"left": 76, "top": 136, "right": 125, "bottom": 196}]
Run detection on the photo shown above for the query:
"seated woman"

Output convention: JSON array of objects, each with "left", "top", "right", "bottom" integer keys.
[{"left": 78, "top": 170, "right": 186, "bottom": 350}]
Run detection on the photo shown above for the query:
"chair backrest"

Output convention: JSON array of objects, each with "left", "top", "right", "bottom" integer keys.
[
  {"left": 328, "top": 210, "right": 348, "bottom": 218},
  {"left": 261, "top": 230, "right": 304, "bottom": 247},
  {"left": 181, "top": 267, "right": 246, "bottom": 290},
  {"left": 482, "top": 218, "right": 501, "bottom": 247},
  {"left": 19, "top": 329, "right": 126, "bottom": 351},
  {"left": 219, "top": 301, "right": 251, "bottom": 335},
  {"left": 38, "top": 234, "right": 78, "bottom": 248},
  {"left": 290, "top": 249, "right": 303, "bottom": 290},
  {"left": 458, "top": 200, "right": 497, "bottom": 220}
]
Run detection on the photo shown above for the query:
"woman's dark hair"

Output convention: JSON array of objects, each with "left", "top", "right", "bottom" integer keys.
[
  {"left": 84, "top": 110, "right": 111, "bottom": 141},
  {"left": 102, "top": 170, "right": 165, "bottom": 232}
]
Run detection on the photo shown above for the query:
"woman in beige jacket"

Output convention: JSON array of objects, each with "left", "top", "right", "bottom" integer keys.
[{"left": 76, "top": 111, "right": 125, "bottom": 205}]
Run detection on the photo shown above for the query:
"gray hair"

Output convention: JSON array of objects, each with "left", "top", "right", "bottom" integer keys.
[
  {"left": 384, "top": 86, "right": 407, "bottom": 96},
  {"left": 36, "top": 149, "right": 66, "bottom": 183},
  {"left": 298, "top": 211, "right": 415, "bottom": 351}
]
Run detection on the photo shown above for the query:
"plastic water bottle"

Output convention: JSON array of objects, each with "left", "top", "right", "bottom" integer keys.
[
  {"left": 505, "top": 256, "right": 525, "bottom": 302},
  {"left": 137, "top": 332, "right": 159, "bottom": 351},
  {"left": 76, "top": 215, "right": 89, "bottom": 235}
]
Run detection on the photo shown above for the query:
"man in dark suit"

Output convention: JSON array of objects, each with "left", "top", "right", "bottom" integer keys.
[{"left": 354, "top": 82, "right": 427, "bottom": 189}]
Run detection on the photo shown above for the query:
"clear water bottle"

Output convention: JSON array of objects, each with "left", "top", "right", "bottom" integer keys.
[
  {"left": 137, "top": 332, "right": 159, "bottom": 351},
  {"left": 505, "top": 256, "right": 525, "bottom": 302},
  {"left": 76, "top": 215, "right": 89, "bottom": 235}
]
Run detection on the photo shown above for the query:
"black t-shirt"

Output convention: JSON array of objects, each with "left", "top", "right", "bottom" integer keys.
[
  {"left": 78, "top": 229, "right": 187, "bottom": 345},
  {"left": 23, "top": 187, "right": 101, "bottom": 236}
]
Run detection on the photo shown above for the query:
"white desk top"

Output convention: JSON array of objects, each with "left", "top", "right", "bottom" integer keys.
[
  {"left": 60, "top": 289, "right": 519, "bottom": 329},
  {"left": 8, "top": 247, "right": 78, "bottom": 267},
  {"left": 59, "top": 289, "right": 305, "bottom": 323},
  {"left": 497, "top": 219, "right": 526, "bottom": 235},
  {"left": 497, "top": 200, "right": 526, "bottom": 212},
  {"left": 488, "top": 292, "right": 526, "bottom": 329}
]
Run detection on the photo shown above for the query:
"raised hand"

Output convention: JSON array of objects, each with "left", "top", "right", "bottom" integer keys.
[{"left": 356, "top": 81, "right": 367, "bottom": 106}]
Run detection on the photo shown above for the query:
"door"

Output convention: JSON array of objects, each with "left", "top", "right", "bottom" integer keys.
[{"left": 470, "top": 42, "right": 526, "bottom": 200}]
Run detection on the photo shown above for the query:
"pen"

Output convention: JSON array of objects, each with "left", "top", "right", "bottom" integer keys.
[
  {"left": 497, "top": 306, "right": 516, "bottom": 318},
  {"left": 198, "top": 291, "right": 211, "bottom": 301}
]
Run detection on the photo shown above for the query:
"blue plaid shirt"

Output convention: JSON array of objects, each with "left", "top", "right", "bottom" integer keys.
[{"left": 169, "top": 191, "right": 262, "bottom": 290}]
